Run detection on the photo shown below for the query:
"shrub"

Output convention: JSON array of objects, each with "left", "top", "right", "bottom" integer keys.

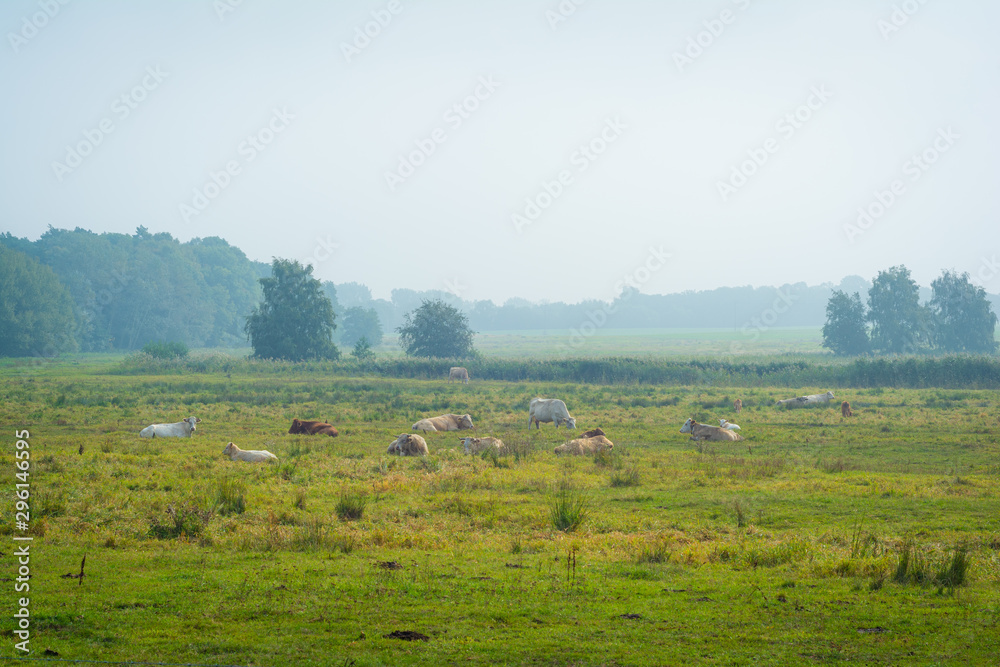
[{"left": 141, "top": 341, "right": 189, "bottom": 360}]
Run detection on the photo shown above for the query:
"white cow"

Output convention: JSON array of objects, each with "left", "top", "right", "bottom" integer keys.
[
  {"left": 776, "top": 391, "right": 835, "bottom": 408},
  {"left": 460, "top": 436, "right": 504, "bottom": 455},
  {"left": 222, "top": 442, "right": 278, "bottom": 463},
  {"left": 719, "top": 419, "right": 741, "bottom": 431},
  {"left": 449, "top": 367, "right": 470, "bottom": 384},
  {"left": 528, "top": 398, "right": 576, "bottom": 429},
  {"left": 387, "top": 433, "right": 429, "bottom": 457},
  {"left": 139, "top": 417, "right": 200, "bottom": 438}
]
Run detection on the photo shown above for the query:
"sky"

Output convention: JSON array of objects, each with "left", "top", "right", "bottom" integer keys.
[{"left": 2, "top": 0, "right": 999, "bottom": 304}]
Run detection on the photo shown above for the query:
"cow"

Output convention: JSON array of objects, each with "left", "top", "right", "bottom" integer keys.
[
  {"left": 460, "top": 436, "right": 504, "bottom": 455},
  {"left": 139, "top": 417, "right": 200, "bottom": 438},
  {"left": 580, "top": 427, "right": 606, "bottom": 438},
  {"left": 680, "top": 418, "right": 743, "bottom": 442},
  {"left": 734, "top": 398, "right": 742, "bottom": 414},
  {"left": 841, "top": 401, "right": 853, "bottom": 418},
  {"left": 223, "top": 442, "right": 278, "bottom": 463},
  {"left": 776, "top": 391, "right": 836, "bottom": 408},
  {"left": 411, "top": 414, "right": 474, "bottom": 432},
  {"left": 387, "top": 433, "right": 429, "bottom": 457},
  {"left": 528, "top": 398, "right": 576, "bottom": 429},
  {"left": 449, "top": 367, "right": 470, "bottom": 384},
  {"left": 554, "top": 435, "right": 614, "bottom": 456},
  {"left": 288, "top": 419, "right": 339, "bottom": 437},
  {"left": 719, "top": 419, "right": 741, "bottom": 431}
]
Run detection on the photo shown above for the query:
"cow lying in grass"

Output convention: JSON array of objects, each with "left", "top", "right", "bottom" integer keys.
[
  {"left": 719, "top": 420, "right": 741, "bottom": 431},
  {"left": 412, "top": 414, "right": 474, "bottom": 432},
  {"left": 460, "top": 436, "right": 504, "bottom": 455},
  {"left": 680, "top": 418, "right": 743, "bottom": 441},
  {"left": 139, "top": 417, "right": 200, "bottom": 438},
  {"left": 387, "top": 434, "right": 429, "bottom": 457},
  {"left": 776, "top": 391, "right": 835, "bottom": 408},
  {"left": 554, "top": 435, "right": 614, "bottom": 455},
  {"left": 222, "top": 442, "right": 278, "bottom": 463},
  {"left": 288, "top": 419, "right": 339, "bottom": 437}
]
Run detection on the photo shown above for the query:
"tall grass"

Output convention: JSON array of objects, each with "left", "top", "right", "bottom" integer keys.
[
  {"left": 550, "top": 488, "right": 588, "bottom": 533},
  {"left": 112, "top": 352, "right": 1000, "bottom": 388}
]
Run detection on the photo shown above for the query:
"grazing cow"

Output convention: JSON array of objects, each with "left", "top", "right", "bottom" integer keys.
[
  {"left": 734, "top": 398, "right": 742, "bottom": 414},
  {"left": 288, "top": 419, "right": 339, "bottom": 437},
  {"left": 222, "top": 442, "right": 278, "bottom": 463},
  {"left": 580, "top": 427, "right": 606, "bottom": 439},
  {"left": 387, "top": 433, "right": 429, "bottom": 457},
  {"left": 412, "top": 414, "right": 474, "bottom": 432},
  {"left": 528, "top": 398, "right": 576, "bottom": 429},
  {"left": 460, "top": 436, "right": 504, "bottom": 455},
  {"left": 139, "top": 417, "right": 200, "bottom": 438},
  {"left": 449, "top": 367, "right": 470, "bottom": 384},
  {"left": 554, "top": 435, "right": 614, "bottom": 456},
  {"left": 776, "top": 391, "right": 836, "bottom": 408},
  {"left": 841, "top": 401, "right": 853, "bottom": 418},
  {"left": 680, "top": 418, "right": 743, "bottom": 442},
  {"left": 719, "top": 419, "right": 741, "bottom": 431}
]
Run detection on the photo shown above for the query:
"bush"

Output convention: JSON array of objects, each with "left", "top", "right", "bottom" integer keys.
[{"left": 141, "top": 341, "right": 189, "bottom": 360}]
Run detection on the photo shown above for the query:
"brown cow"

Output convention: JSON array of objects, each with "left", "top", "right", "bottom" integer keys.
[
  {"left": 680, "top": 418, "right": 743, "bottom": 442},
  {"left": 288, "top": 419, "right": 339, "bottom": 437},
  {"left": 579, "top": 427, "right": 606, "bottom": 438},
  {"left": 734, "top": 398, "right": 742, "bottom": 414},
  {"left": 841, "top": 401, "right": 853, "bottom": 418}
]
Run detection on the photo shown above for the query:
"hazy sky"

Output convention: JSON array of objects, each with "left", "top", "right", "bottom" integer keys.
[{"left": 3, "top": 1, "right": 999, "bottom": 304}]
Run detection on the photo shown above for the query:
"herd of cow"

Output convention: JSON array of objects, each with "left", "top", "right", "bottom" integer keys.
[{"left": 135, "top": 384, "right": 852, "bottom": 462}]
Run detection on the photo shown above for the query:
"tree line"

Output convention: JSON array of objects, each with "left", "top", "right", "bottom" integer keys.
[{"left": 822, "top": 265, "right": 998, "bottom": 356}]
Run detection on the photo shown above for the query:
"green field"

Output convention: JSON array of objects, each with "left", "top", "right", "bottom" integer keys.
[{"left": 2, "top": 353, "right": 999, "bottom": 665}]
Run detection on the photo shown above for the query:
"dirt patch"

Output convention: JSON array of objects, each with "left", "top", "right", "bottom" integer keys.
[{"left": 383, "top": 630, "right": 429, "bottom": 641}]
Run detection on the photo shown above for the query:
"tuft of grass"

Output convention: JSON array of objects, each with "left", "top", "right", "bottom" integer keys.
[
  {"left": 336, "top": 489, "right": 369, "bottom": 521},
  {"left": 610, "top": 464, "right": 641, "bottom": 488},
  {"left": 636, "top": 537, "right": 671, "bottom": 564},
  {"left": 292, "top": 487, "right": 307, "bottom": 510},
  {"left": 210, "top": 477, "right": 246, "bottom": 516},
  {"left": 935, "top": 545, "right": 970, "bottom": 594},
  {"left": 148, "top": 504, "right": 212, "bottom": 540},
  {"left": 549, "top": 488, "right": 588, "bottom": 533}
]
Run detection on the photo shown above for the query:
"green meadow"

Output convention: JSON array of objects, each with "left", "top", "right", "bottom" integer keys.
[{"left": 2, "top": 349, "right": 999, "bottom": 665}]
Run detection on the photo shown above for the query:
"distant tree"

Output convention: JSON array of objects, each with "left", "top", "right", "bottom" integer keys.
[
  {"left": 0, "top": 245, "right": 77, "bottom": 357},
  {"left": 340, "top": 307, "right": 383, "bottom": 347},
  {"left": 868, "top": 265, "right": 930, "bottom": 354},
  {"left": 351, "top": 336, "right": 375, "bottom": 362},
  {"left": 822, "top": 290, "right": 870, "bottom": 356},
  {"left": 929, "top": 270, "right": 998, "bottom": 353},
  {"left": 397, "top": 299, "right": 476, "bottom": 358},
  {"left": 245, "top": 259, "right": 339, "bottom": 360}
]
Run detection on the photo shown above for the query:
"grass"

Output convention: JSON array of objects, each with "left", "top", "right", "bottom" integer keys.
[{"left": 2, "top": 352, "right": 1000, "bottom": 664}]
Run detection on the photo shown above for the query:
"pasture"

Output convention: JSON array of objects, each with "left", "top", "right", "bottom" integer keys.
[{"left": 2, "top": 356, "right": 999, "bottom": 665}]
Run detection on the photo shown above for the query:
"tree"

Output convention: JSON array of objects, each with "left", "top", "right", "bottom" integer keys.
[
  {"left": 929, "top": 270, "right": 998, "bottom": 353},
  {"left": 351, "top": 336, "right": 375, "bottom": 362},
  {"left": 821, "top": 290, "right": 870, "bottom": 356},
  {"left": 0, "top": 245, "right": 77, "bottom": 357},
  {"left": 245, "top": 259, "right": 339, "bottom": 360},
  {"left": 340, "top": 307, "right": 383, "bottom": 347},
  {"left": 867, "top": 265, "right": 930, "bottom": 354},
  {"left": 397, "top": 299, "right": 476, "bottom": 358}
]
